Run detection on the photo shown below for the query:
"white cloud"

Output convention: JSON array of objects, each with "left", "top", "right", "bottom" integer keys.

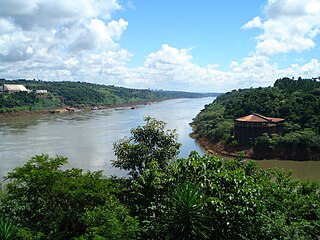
[
  {"left": 120, "top": 45, "right": 319, "bottom": 92},
  {"left": 244, "top": 0, "right": 320, "bottom": 55},
  {"left": 281, "top": 59, "right": 320, "bottom": 77},
  {"left": 0, "top": 0, "right": 121, "bottom": 29},
  {"left": 0, "top": 0, "right": 319, "bottom": 93},
  {"left": 68, "top": 18, "right": 128, "bottom": 52},
  {"left": 144, "top": 44, "right": 192, "bottom": 68},
  {"left": 0, "top": 0, "right": 125, "bottom": 59},
  {"left": 242, "top": 16, "right": 262, "bottom": 29},
  {"left": 107, "top": 19, "right": 128, "bottom": 40},
  {"left": 0, "top": 0, "right": 133, "bottom": 89},
  {"left": 0, "top": 18, "right": 16, "bottom": 33}
]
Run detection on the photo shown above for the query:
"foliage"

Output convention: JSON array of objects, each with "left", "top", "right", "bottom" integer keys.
[
  {"left": 192, "top": 77, "right": 320, "bottom": 159},
  {"left": 112, "top": 116, "right": 181, "bottom": 178},
  {"left": 112, "top": 117, "right": 181, "bottom": 238},
  {"left": 253, "top": 129, "right": 320, "bottom": 160},
  {"left": 167, "top": 152, "right": 320, "bottom": 240},
  {"left": 0, "top": 154, "right": 139, "bottom": 239},
  {"left": 0, "top": 214, "right": 15, "bottom": 240},
  {"left": 166, "top": 183, "right": 209, "bottom": 240},
  {"left": 75, "top": 195, "right": 140, "bottom": 240}
]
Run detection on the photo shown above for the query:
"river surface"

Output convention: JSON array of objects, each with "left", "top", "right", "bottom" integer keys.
[{"left": 1, "top": 97, "right": 319, "bottom": 182}]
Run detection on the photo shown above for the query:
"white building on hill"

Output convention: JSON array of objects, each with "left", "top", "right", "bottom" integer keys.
[{"left": 0, "top": 84, "right": 29, "bottom": 92}]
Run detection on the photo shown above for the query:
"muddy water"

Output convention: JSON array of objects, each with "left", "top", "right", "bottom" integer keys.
[{"left": 1, "top": 97, "right": 319, "bottom": 182}]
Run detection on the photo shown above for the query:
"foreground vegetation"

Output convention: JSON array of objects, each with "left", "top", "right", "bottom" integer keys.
[
  {"left": 192, "top": 77, "right": 320, "bottom": 160},
  {"left": 0, "top": 79, "right": 218, "bottom": 114},
  {"left": 1, "top": 118, "right": 319, "bottom": 239}
]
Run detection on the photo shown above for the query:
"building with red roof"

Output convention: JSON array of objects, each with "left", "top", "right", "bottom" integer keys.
[{"left": 234, "top": 113, "right": 285, "bottom": 143}]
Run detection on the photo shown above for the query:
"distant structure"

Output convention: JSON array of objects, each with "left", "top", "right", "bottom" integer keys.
[
  {"left": 35, "top": 90, "right": 48, "bottom": 94},
  {"left": 234, "top": 113, "right": 285, "bottom": 143},
  {"left": 0, "top": 84, "right": 29, "bottom": 92}
]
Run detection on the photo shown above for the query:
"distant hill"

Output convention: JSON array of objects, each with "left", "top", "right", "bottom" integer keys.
[
  {"left": 0, "top": 79, "right": 220, "bottom": 114},
  {"left": 192, "top": 77, "right": 320, "bottom": 160}
]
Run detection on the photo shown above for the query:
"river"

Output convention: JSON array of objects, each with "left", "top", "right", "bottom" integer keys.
[{"left": 1, "top": 97, "right": 319, "bottom": 182}]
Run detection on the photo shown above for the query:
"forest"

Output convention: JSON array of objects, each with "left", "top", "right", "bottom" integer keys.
[
  {"left": 0, "top": 117, "right": 319, "bottom": 239},
  {"left": 192, "top": 77, "right": 320, "bottom": 160},
  {"left": 0, "top": 79, "right": 218, "bottom": 114}
]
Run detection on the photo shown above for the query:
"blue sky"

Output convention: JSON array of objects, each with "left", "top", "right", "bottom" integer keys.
[
  {"left": 0, "top": 0, "right": 319, "bottom": 92},
  {"left": 116, "top": 1, "right": 264, "bottom": 69}
]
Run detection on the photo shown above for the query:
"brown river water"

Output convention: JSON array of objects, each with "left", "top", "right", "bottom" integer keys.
[{"left": 1, "top": 97, "right": 319, "bottom": 182}]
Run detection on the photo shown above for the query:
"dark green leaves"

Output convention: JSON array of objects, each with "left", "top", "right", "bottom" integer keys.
[
  {"left": 0, "top": 214, "right": 15, "bottom": 240},
  {"left": 1, "top": 154, "right": 138, "bottom": 239},
  {"left": 168, "top": 183, "right": 209, "bottom": 240},
  {"left": 113, "top": 116, "right": 181, "bottom": 178}
]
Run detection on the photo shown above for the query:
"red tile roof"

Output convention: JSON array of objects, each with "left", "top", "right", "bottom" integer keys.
[{"left": 235, "top": 113, "right": 284, "bottom": 123}]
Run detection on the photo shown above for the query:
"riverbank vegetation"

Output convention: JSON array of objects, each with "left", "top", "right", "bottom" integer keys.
[
  {"left": 192, "top": 77, "right": 320, "bottom": 160},
  {"left": 0, "top": 79, "right": 218, "bottom": 114},
  {"left": 1, "top": 118, "right": 319, "bottom": 239}
]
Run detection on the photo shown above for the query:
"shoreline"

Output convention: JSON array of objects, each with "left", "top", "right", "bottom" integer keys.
[
  {"left": 189, "top": 124, "right": 253, "bottom": 159},
  {"left": 191, "top": 132, "right": 319, "bottom": 162},
  {"left": 0, "top": 99, "right": 163, "bottom": 119},
  {"left": 191, "top": 133, "right": 251, "bottom": 159}
]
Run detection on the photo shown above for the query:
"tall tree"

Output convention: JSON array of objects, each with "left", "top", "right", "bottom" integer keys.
[{"left": 112, "top": 116, "right": 181, "bottom": 178}]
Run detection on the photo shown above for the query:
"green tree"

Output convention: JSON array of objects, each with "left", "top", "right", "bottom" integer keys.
[
  {"left": 112, "top": 117, "right": 181, "bottom": 238},
  {"left": 75, "top": 195, "right": 139, "bottom": 240},
  {"left": 112, "top": 116, "right": 181, "bottom": 178},
  {"left": 1, "top": 154, "right": 139, "bottom": 239},
  {"left": 168, "top": 151, "right": 320, "bottom": 240}
]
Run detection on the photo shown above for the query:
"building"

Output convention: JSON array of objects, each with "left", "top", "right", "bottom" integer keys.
[
  {"left": 35, "top": 90, "right": 48, "bottom": 94},
  {"left": 234, "top": 113, "right": 285, "bottom": 143},
  {"left": 0, "top": 84, "right": 29, "bottom": 92}
]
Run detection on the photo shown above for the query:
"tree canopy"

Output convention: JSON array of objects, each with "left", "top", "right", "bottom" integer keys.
[{"left": 112, "top": 116, "right": 181, "bottom": 178}]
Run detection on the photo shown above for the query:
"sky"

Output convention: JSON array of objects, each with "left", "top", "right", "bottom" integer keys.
[{"left": 0, "top": 0, "right": 319, "bottom": 92}]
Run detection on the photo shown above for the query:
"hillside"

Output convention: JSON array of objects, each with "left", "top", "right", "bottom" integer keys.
[
  {"left": 0, "top": 79, "right": 219, "bottom": 114},
  {"left": 192, "top": 77, "right": 320, "bottom": 160}
]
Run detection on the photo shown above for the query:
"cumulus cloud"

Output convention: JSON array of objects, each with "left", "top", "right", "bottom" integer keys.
[
  {"left": 0, "top": 0, "right": 128, "bottom": 79},
  {"left": 0, "top": 0, "right": 319, "bottom": 93},
  {"left": 244, "top": 0, "right": 320, "bottom": 55},
  {"left": 68, "top": 18, "right": 128, "bottom": 52},
  {"left": 0, "top": 0, "right": 121, "bottom": 29},
  {"left": 122, "top": 45, "right": 319, "bottom": 92}
]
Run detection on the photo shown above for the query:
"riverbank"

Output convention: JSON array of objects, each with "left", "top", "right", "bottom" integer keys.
[
  {"left": 0, "top": 100, "right": 160, "bottom": 119},
  {"left": 191, "top": 131, "right": 320, "bottom": 161},
  {"left": 190, "top": 132, "right": 253, "bottom": 159},
  {"left": 191, "top": 133, "right": 320, "bottom": 182}
]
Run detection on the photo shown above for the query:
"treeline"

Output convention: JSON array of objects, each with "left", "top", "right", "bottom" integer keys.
[
  {"left": 192, "top": 77, "right": 320, "bottom": 160},
  {"left": 0, "top": 79, "right": 219, "bottom": 113},
  {"left": 1, "top": 118, "right": 319, "bottom": 239}
]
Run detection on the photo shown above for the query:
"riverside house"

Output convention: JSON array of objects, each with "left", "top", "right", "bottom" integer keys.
[{"left": 234, "top": 113, "right": 285, "bottom": 143}]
